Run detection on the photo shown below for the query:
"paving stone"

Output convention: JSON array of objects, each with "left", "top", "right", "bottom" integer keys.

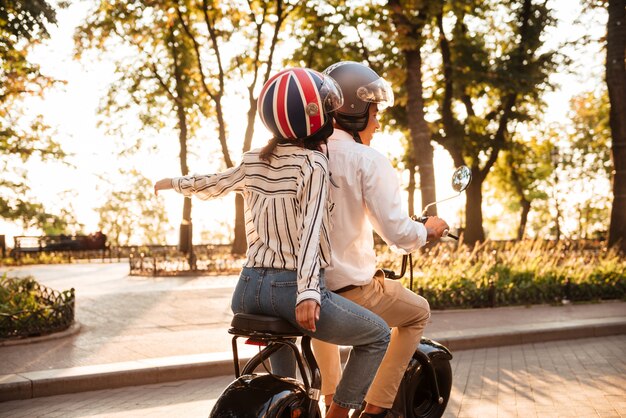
[{"left": 0, "top": 335, "right": 626, "bottom": 418}]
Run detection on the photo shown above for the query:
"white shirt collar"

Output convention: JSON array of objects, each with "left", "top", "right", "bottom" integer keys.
[{"left": 330, "top": 128, "right": 355, "bottom": 142}]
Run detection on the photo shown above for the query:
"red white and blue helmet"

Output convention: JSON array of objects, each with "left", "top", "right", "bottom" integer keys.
[{"left": 258, "top": 68, "right": 343, "bottom": 141}]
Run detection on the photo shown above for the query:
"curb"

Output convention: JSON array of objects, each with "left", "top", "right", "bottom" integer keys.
[
  {"left": 1, "top": 318, "right": 625, "bottom": 402},
  {"left": 0, "top": 322, "right": 81, "bottom": 347}
]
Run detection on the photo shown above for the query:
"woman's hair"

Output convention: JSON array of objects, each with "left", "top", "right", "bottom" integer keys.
[{"left": 259, "top": 136, "right": 327, "bottom": 162}]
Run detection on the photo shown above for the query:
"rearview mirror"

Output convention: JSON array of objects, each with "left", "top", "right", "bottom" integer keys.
[{"left": 451, "top": 166, "right": 472, "bottom": 193}]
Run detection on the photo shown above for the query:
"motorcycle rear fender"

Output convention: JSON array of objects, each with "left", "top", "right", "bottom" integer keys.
[{"left": 210, "top": 373, "right": 307, "bottom": 418}]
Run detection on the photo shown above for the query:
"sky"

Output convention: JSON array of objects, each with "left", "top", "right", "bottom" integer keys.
[{"left": 0, "top": 0, "right": 608, "bottom": 246}]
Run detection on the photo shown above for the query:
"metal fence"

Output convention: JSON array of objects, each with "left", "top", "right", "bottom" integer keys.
[
  {"left": 0, "top": 277, "right": 75, "bottom": 340},
  {"left": 128, "top": 244, "right": 244, "bottom": 276}
]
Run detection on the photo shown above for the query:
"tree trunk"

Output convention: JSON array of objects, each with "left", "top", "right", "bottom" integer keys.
[
  {"left": 554, "top": 200, "right": 562, "bottom": 242},
  {"left": 232, "top": 195, "right": 247, "bottom": 255},
  {"left": 464, "top": 168, "right": 485, "bottom": 244},
  {"left": 510, "top": 155, "right": 530, "bottom": 240},
  {"left": 436, "top": 12, "right": 465, "bottom": 169},
  {"left": 517, "top": 198, "right": 531, "bottom": 240},
  {"left": 177, "top": 102, "right": 195, "bottom": 269},
  {"left": 405, "top": 49, "right": 437, "bottom": 216},
  {"left": 171, "top": 29, "right": 195, "bottom": 269},
  {"left": 407, "top": 164, "right": 416, "bottom": 216},
  {"left": 607, "top": 0, "right": 626, "bottom": 254},
  {"left": 231, "top": 96, "right": 257, "bottom": 255}
]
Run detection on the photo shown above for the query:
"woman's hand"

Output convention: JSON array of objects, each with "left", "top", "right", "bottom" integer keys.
[
  {"left": 295, "top": 300, "right": 320, "bottom": 332},
  {"left": 154, "top": 178, "right": 173, "bottom": 196}
]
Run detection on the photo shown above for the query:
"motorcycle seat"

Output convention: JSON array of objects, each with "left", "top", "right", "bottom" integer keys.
[{"left": 230, "top": 313, "right": 303, "bottom": 337}]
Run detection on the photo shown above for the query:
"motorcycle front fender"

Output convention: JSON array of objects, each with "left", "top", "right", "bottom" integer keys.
[
  {"left": 391, "top": 338, "right": 453, "bottom": 417},
  {"left": 417, "top": 337, "right": 453, "bottom": 362},
  {"left": 210, "top": 373, "right": 308, "bottom": 418}
]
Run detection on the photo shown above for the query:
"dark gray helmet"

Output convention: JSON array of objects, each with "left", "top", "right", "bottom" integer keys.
[{"left": 323, "top": 61, "right": 394, "bottom": 137}]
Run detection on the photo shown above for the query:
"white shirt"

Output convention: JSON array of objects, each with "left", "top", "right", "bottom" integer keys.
[
  {"left": 325, "top": 129, "right": 427, "bottom": 290},
  {"left": 171, "top": 144, "right": 332, "bottom": 305}
]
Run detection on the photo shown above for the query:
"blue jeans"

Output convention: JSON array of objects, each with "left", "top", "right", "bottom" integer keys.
[{"left": 231, "top": 267, "right": 390, "bottom": 409}]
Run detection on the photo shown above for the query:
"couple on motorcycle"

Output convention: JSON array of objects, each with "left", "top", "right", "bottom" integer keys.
[{"left": 154, "top": 62, "right": 449, "bottom": 418}]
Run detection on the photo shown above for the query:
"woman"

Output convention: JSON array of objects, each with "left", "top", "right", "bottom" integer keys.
[{"left": 154, "top": 67, "right": 390, "bottom": 418}]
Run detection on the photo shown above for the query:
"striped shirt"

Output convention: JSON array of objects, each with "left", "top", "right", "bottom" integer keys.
[{"left": 171, "top": 143, "right": 332, "bottom": 305}]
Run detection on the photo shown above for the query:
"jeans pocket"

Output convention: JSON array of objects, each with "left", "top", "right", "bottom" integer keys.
[
  {"left": 231, "top": 274, "right": 250, "bottom": 313},
  {"left": 270, "top": 279, "right": 298, "bottom": 315}
]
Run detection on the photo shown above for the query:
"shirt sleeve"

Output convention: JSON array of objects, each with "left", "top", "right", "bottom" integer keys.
[
  {"left": 171, "top": 163, "right": 245, "bottom": 200},
  {"left": 362, "top": 152, "right": 427, "bottom": 253},
  {"left": 295, "top": 154, "right": 328, "bottom": 306}
]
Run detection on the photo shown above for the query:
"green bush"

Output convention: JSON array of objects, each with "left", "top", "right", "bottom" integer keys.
[
  {"left": 0, "top": 275, "right": 75, "bottom": 339},
  {"left": 377, "top": 240, "right": 626, "bottom": 309}
]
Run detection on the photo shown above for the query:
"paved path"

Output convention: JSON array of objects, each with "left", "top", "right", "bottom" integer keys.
[
  {"left": 0, "top": 263, "right": 240, "bottom": 374},
  {"left": 1, "top": 336, "right": 624, "bottom": 417}
]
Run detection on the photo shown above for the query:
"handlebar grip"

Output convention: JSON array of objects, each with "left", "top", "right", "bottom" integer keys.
[{"left": 381, "top": 268, "right": 402, "bottom": 280}]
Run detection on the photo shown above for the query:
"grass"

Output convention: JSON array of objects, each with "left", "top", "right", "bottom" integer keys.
[{"left": 376, "top": 240, "right": 626, "bottom": 309}]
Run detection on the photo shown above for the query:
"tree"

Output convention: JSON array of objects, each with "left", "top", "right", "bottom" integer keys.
[
  {"left": 489, "top": 135, "right": 552, "bottom": 239},
  {"left": 0, "top": 0, "right": 70, "bottom": 231},
  {"left": 76, "top": 1, "right": 221, "bottom": 267},
  {"left": 387, "top": 1, "right": 440, "bottom": 216},
  {"left": 606, "top": 0, "right": 626, "bottom": 253},
  {"left": 292, "top": 1, "right": 440, "bottom": 216},
  {"left": 76, "top": 0, "right": 296, "bottom": 258},
  {"left": 562, "top": 90, "right": 612, "bottom": 240},
  {"left": 434, "top": 0, "right": 558, "bottom": 244},
  {"left": 96, "top": 170, "right": 169, "bottom": 246},
  {"left": 175, "top": 0, "right": 297, "bottom": 254}
]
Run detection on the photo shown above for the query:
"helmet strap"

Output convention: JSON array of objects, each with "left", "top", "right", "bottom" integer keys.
[
  {"left": 333, "top": 103, "right": 370, "bottom": 144},
  {"left": 303, "top": 116, "right": 334, "bottom": 146}
]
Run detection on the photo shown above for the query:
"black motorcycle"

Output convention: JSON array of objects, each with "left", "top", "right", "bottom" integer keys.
[{"left": 210, "top": 166, "right": 472, "bottom": 418}]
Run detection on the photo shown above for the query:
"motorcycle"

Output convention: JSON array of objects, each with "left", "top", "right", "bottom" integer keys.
[{"left": 210, "top": 166, "right": 472, "bottom": 418}]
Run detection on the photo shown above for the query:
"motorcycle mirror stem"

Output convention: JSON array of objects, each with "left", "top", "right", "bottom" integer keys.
[
  {"left": 385, "top": 166, "right": 471, "bottom": 279},
  {"left": 420, "top": 165, "right": 472, "bottom": 218},
  {"left": 419, "top": 165, "right": 472, "bottom": 240}
]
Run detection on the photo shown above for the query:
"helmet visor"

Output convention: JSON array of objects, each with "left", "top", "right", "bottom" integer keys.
[
  {"left": 320, "top": 75, "right": 344, "bottom": 113},
  {"left": 356, "top": 77, "right": 394, "bottom": 110}
]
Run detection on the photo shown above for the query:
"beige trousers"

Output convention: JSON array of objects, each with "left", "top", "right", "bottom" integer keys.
[{"left": 312, "top": 271, "right": 431, "bottom": 409}]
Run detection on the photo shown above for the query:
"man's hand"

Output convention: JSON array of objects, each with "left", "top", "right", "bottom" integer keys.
[
  {"left": 295, "top": 300, "right": 320, "bottom": 332},
  {"left": 425, "top": 216, "right": 450, "bottom": 242},
  {"left": 154, "top": 178, "right": 173, "bottom": 196}
]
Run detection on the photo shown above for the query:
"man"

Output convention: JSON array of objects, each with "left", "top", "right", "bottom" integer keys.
[{"left": 314, "top": 61, "right": 450, "bottom": 418}]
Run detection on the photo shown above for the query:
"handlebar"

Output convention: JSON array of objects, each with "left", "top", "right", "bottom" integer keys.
[
  {"left": 414, "top": 216, "right": 458, "bottom": 241},
  {"left": 384, "top": 216, "right": 458, "bottom": 283},
  {"left": 382, "top": 254, "right": 408, "bottom": 280}
]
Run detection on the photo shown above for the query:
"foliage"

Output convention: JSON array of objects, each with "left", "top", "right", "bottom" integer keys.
[
  {"left": 566, "top": 90, "right": 612, "bottom": 177},
  {"left": 96, "top": 169, "right": 170, "bottom": 246},
  {"left": 486, "top": 132, "right": 553, "bottom": 239},
  {"left": 74, "top": 0, "right": 205, "bottom": 144},
  {"left": 559, "top": 90, "right": 612, "bottom": 239},
  {"left": 74, "top": 0, "right": 297, "bottom": 253},
  {"left": 377, "top": 239, "right": 626, "bottom": 309},
  {"left": 0, "top": 0, "right": 71, "bottom": 230},
  {"left": 0, "top": 274, "right": 75, "bottom": 339},
  {"left": 290, "top": 0, "right": 561, "bottom": 243},
  {"left": 0, "top": 252, "right": 71, "bottom": 267}
]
